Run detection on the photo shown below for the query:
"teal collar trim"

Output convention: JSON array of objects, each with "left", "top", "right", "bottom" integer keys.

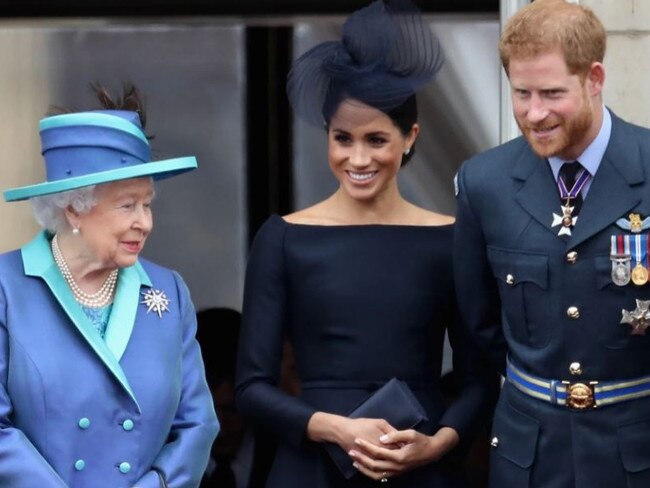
[
  {"left": 22, "top": 232, "right": 146, "bottom": 410},
  {"left": 104, "top": 261, "right": 151, "bottom": 363}
]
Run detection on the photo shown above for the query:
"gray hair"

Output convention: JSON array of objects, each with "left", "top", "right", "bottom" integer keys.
[{"left": 31, "top": 186, "right": 98, "bottom": 233}]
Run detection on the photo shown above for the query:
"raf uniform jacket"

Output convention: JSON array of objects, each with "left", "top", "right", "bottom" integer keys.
[
  {"left": 0, "top": 232, "right": 219, "bottom": 488},
  {"left": 454, "top": 110, "right": 650, "bottom": 488}
]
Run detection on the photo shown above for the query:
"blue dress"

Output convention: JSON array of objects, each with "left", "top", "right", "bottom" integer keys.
[{"left": 236, "top": 215, "right": 495, "bottom": 487}]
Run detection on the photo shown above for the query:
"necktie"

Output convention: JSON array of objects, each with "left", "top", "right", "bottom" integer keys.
[{"left": 559, "top": 161, "right": 585, "bottom": 216}]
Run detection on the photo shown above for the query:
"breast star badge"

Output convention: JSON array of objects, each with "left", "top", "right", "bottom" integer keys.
[
  {"left": 141, "top": 289, "right": 171, "bottom": 318},
  {"left": 621, "top": 299, "right": 650, "bottom": 336}
]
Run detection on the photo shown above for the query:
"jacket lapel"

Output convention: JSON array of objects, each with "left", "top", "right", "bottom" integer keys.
[
  {"left": 104, "top": 261, "right": 151, "bottom": 362},
  {"left": 512, "top": 146, "right": 563, "bottom": 239},
  {"left": 22, "top": 232, "right": 143, "bottom": 410},
  {"left": 511, "top": 113, "right": 645, "bottom": 247},
  {"left": 568, "top": 114, "right": 644, "bottom": 249}
]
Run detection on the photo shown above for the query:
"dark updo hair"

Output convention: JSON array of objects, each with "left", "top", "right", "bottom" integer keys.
[{"left": 323, "top": 93, "right": 418, "bottom": 166}]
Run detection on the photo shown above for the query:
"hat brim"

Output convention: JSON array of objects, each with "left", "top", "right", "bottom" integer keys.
[{"left": 4, "top": 156, "right": 197, "bottom": 202}]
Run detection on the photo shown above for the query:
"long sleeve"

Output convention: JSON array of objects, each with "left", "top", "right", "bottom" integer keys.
[
  {"left": 235, "top": 217, "right": 317, "bottom": 448},
  {"left": 140, "top": 273, "right": 219, "bottom": 488},
  {"left": 436, "top": 292, "right": 499, "bottom": 444},
  {"left": 453, "top": 163, "right": 508, "bottom": 375},
  {"left": 0, "top": 283, "right": 69, "bottom": 488}
]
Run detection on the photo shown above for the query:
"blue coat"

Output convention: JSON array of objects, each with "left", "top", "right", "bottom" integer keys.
[
  {"left": 0, "top": 232, "right": 219, "bottom": 487},
  {"left": 454, "top": 111, "right": 650, "bottom": 487}
]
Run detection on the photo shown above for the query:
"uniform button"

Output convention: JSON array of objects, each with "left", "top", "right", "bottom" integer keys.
[
  {"left": 569, "top": 362, "right": 583, "bottom": 376},
  {"left": 74, "top": 459, "right": 85, "bottom": 471},
  {"left": 119, "top": 462, "right": 131, "bottom": 474},
  {"left": 566, "top": 251, "right": 578, "bottom": 264},
  {"left": 506, "top": 274, "right": 515, "bottom": 285},
  {"left": 567, "top": 306, "right": 580, "bottom": 319},
  {"left": 490, "top": 436, "right": 499, "bottom": 447},
  {"left": 122, "top": 419, "right": 134, "bottom": 431},
  {"left": 78, "top": 418, "right": 90, "bottom": 429}
]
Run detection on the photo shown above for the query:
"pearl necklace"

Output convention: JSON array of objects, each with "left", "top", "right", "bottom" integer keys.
[{"left": 51, "top": 234, "right": 118, "bottom": 308}]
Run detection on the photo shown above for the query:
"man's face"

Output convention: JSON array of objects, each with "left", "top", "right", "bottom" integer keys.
[{"left": 509, "top": 49, "right": 603, "bottom": 160}]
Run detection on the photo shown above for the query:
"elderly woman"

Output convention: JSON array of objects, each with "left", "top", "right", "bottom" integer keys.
[{"left": 0, "top": 86, "right": 218, "bottom": 487}]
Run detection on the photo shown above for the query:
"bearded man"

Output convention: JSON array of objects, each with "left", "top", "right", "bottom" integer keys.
[{"left": 454, "top": 1, "right": 650, "bottom": 486}]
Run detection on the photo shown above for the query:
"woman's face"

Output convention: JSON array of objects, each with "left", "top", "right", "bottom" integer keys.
[
  {"left": 328, "top": 100, "right": 417, "bottom": 202},
  {"left": 74, "top": 177, "right": 154, "bottom": 269}
]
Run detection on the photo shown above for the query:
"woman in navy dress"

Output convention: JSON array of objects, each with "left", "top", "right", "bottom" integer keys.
[{"left": 235, "top": 1, "right": 496, "bottom": 486}]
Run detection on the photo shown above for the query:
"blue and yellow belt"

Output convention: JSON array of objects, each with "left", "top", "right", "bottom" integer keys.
[{"left": 506, "top": 358, "right": 650, "bottom": 410}]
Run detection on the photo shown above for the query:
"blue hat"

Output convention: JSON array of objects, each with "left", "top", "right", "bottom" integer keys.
[{"left": 4, "top": 110, "right": 197, "bottom": 202}]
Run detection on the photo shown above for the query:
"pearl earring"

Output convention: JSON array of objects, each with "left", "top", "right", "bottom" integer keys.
[
  {"left": 72, "top": 227, "right": 80, "bottom": 236},
  {"left": 404, "top": 147, "right": 411, "bottom": 156}
]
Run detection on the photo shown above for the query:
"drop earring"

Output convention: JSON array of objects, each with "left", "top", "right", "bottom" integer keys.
[
  {"left": 404, "top": 147, "right": 411, "bottom": 156},
  {"left": 72, "top": 227, "right": 80, "bottom": 236}
]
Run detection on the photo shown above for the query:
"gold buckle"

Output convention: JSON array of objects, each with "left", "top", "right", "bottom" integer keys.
[{"left": 562, "top": 381, "right": 598, "bottom": 409}]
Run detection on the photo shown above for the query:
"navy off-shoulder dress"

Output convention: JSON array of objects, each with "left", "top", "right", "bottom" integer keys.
[{"left": 236, "top": 215, "right": 494, "bottom": 487}]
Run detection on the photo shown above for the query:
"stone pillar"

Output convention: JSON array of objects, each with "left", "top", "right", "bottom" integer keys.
[
  {"left": 579, "top": 0, "right": 650, "bottom": 127},
  {"left": 0, "top": 26, "right": 52, "bottom": 253},
  {"left": 500, "top": 0, "right": 531, "bottom": 143}
]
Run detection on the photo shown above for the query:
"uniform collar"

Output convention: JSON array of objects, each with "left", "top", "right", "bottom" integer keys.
[{"left": 548, "top": 105, "right": 612, "bottom": 181}]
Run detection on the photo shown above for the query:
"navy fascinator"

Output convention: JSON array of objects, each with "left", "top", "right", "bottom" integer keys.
[{"left": 287, "top": 0, "right": 444, "bottom": 127}]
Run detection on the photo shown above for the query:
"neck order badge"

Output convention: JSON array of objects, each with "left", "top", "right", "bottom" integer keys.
[{"left": 551, "top": 162, "right": 590, "bottom": 236}]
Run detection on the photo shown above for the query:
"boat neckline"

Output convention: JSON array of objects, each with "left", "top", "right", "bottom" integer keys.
[{"left": 272, "top": 214, "right": 454, "bottom": 229}]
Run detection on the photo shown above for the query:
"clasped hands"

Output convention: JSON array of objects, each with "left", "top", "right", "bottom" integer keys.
[
  {"left": 341, "top": 418, "right": 459, "bottom": 481},
  {"left": 307, "top": 412, "right": 459, "bottom": 482}
]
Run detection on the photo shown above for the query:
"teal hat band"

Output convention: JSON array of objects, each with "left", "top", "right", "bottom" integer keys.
[{"left": 39, "top": 112, "right": 149, "bottom": 144}]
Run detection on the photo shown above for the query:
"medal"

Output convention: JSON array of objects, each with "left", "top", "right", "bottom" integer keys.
[
  {"left": 611, "top": 235, "right": 632, "bottom": 286},
  {"left": 613, "top": 261, "right": 631, "bottom": 286},
  {"left": 632, "top": 264, "right": 649, "bottom": 286},
  {"left": 551, "top": 167, "right": 590, "bottom": 237},
  {"left": 630, "top": 234, "right": 649, "bottom": 286},
  {"left": 621, "top": 299, "right": 650, "bottom": 335},
  {"left": 552, "top": 203, "right": 577, "bottom": 236}
]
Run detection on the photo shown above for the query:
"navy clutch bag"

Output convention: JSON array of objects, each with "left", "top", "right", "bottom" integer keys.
[{"left": 325, "top": 377, "right": 429, "bottom": 479}]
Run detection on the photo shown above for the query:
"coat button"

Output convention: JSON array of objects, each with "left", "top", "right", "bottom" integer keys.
[
  {"left": 490, "top": 436, "right": 499, "bottom": 447},
  {"left": 122, "top": 419, "right": 134, "bottom": 431},
  {"left": 506, "top": 274, "right": 515, "bottom": 285},
  {"left": 78, "top": 418, "right": 90, "bottom": 429},
  {"left": 119, "top": 462, "right": 131, "bottom": 474},
  {"left": 569, "top": 362, "right": 583, "bottom": 376},
  {"left": 75, "top": 459, "right": 85, "bottom": 471},
  {"left": 567, "top": 306, "right": 580, "bottom": 319},
  {"left": 566, "top": 251, "right": 578, "bottom": 264}
]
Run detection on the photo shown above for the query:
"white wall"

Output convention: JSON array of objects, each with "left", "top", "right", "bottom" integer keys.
[{"left": 580, "top": 0, "right": 650, "bottom": 127}]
